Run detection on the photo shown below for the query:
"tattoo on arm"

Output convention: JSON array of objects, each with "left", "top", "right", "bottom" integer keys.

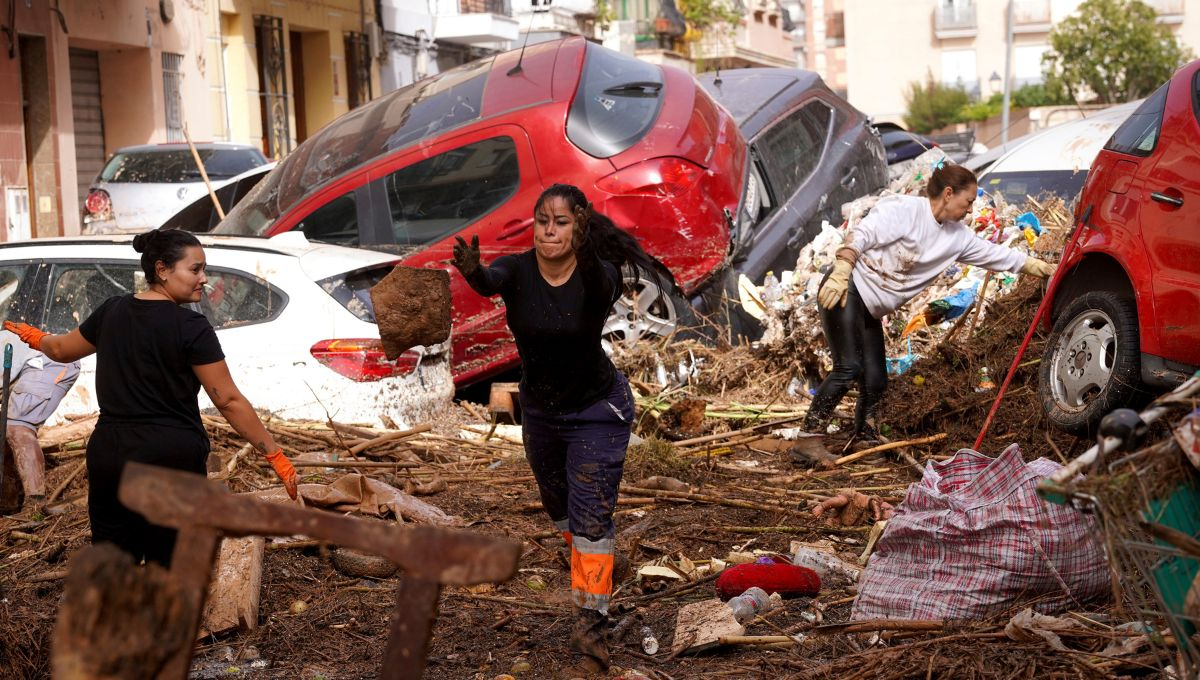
[{"left": 256, "top": 440, "right": 269, "bottom": 454}]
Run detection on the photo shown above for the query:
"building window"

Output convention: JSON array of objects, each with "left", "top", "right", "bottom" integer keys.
[
  {"left": 1013, "top": 44, "right": 1048, "bottom": 88},
  {"left": 162, "top": 52, "right": 184, "bottom": 142},
  {"left": 345, "top": 32, "right": 373, "bottom": 109},
  {"left": 254, "top": 15, "right": 291, "bottom": 160},
  {"left": 826, "top": 11, "right": 845, "bottom": 46},
  {"left": 941, "top": 49, "right": 979, "bottom": 97}
]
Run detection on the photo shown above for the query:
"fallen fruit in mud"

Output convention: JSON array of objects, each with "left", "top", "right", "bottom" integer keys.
[{"left": 288, "top": 600, "right": 308, "bottom": 615}]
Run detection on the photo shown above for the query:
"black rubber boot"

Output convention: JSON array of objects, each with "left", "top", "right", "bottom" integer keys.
[{"left": 563, "top": 608, "right": 609, "bottom": 677}]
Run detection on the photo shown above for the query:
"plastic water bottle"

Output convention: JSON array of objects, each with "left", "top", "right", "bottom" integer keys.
[
  {"left": 761, "top": 271, "right": 782, "bottom": 312},
  {"left": 727, "top": 587, "right": 771, "bottom": 624},
  {"left": 640, "top": 625, "right": 659, "bottom": 654}
]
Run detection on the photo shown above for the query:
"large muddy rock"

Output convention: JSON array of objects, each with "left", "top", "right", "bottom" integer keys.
[{"left": 370, "top": 266, "right": 452, "bottom": 359}]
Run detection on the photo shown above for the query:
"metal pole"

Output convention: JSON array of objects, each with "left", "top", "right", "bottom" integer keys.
[
  {"left": 1000, "top": 0, "right": 1015, "bottom": 147},
  {"left": 0, "top": 344, "right": 13, "bottom": 499}
]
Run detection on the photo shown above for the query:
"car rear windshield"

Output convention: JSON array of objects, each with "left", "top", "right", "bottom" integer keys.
[
  {"left": 99, "top": 148, "right": 265, "bottom": 183},
  {"left": 566, "top": 42, "right": 664, "bottom": 158},
  {"left": 1105, "top": 81, "right": 1168, "bottom": 157},
  {"left": 318, "top": 264, "right": 395, "bottom": 323},
  {"left": 980, "top": 170, "right": 1088, "bottom": 205},
  {"left": 217, "top": 59, "right": 493, "bottom": 236}
]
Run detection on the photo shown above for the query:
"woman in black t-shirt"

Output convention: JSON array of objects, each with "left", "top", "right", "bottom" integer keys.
[
  {"left": 4, "top": 229, "right": 298, "bottom": 566},
  {"left": 452, "top": 183, "right": 675, "bottom": 676}
]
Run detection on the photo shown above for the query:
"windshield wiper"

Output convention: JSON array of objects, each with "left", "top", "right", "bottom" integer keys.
[{"left": 603, "top": 82, "right": 662, "bottom": 97}]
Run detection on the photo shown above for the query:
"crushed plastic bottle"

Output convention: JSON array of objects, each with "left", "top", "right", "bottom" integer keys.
[
  {"left": 727, "top": 586, "right": 771, "bottom": 624},
  {"left": 640, "top": 626, "right": 659, "bottom": 655}
]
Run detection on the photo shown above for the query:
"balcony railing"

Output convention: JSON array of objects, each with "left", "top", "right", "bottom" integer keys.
[
  {"left": 1012, "top": 0, "right": 1050, "bottom": 26},
  {"left": 1146, "top": 0, "right": 1184, "bottom": 21},
  {"left": 934, "top": 4, "right": 977, "bottom": 38},
  {"left": 459, "top": 0, "right": 509, "bottom": 15}
]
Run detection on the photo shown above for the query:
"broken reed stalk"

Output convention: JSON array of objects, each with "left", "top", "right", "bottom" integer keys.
[
  {"left": 814, "top": 619, "right": 945, "bottom": 635},
  {"left": 722, "top": 525, "right": 872, "bottom": 534},
  {"left": 671, "top": 414, "right": 806, "bottom": 448},
  {"left": 348, "top": 424, "right": 432, "bottom": 455},
  {"left": 618, "top": 571, "right": 722, "bottom": 604},
  {"left": 47, "top": 460, "right": 86, "bottom": 504},
  {"left": 454, "top": 593, "right": 567, "bottom": 612},
  {"left": 618, "top": 485, "right": 795, "bottom": 513},
  {"left": 718, "top": 635, "right": 798, "bottom": 645},
  {"left": 833, "top": 433, "right": 948, "bottom": 466}
]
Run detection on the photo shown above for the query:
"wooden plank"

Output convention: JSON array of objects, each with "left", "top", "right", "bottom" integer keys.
[
  {"left": 118, "top": 462, "right": 520, "bottom": 586},
  {"left": 199, "top": 536, "right": 265, "bottom": 638}
]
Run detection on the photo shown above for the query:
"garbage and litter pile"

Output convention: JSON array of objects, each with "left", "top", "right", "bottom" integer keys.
[{"left": 3, "top": 149, "right": 1199, "bottom": 679}]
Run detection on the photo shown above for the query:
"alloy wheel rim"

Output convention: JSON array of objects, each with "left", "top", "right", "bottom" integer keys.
[
  {"left": 1049, "top": 309, "right": 1119, "bottom": 410},
  {"left": 602, "top": 275, "right": 678, "bottom": 354}
]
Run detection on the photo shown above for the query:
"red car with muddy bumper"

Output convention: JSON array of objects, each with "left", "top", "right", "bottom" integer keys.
[
  {"left": 1038, "top": 59, "right": 1200, "bottom": 435},
  {"left": 217, "top": 37, "right": 744, "bottom": 386}
]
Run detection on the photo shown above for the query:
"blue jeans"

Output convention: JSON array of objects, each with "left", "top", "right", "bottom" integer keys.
[{"left": 521, "top": 370, "right": 634, "bottom": 612}]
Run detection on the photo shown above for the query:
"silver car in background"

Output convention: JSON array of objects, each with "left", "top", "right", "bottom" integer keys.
[{"left": 82, "top": 143, "right": 268, "bottom": 234}]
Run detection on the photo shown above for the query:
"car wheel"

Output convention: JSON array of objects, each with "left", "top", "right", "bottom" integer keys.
[
  {"left": 602, "top": 272, "right": 697, "bottom": 353},
  {"left": 1038, "top": 291, "right": 1142, "bottom": 436}
]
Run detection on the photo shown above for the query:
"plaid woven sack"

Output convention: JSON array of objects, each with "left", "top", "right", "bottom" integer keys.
[{"left": 852, "top": 444, "right": 1109, "bottom": 620}]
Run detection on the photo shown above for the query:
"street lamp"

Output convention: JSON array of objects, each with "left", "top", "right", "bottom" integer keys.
[{"left": 989, "top": 71, "right": 1002, "bottom": 95}]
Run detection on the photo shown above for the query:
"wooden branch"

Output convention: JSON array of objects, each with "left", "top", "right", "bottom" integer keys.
[
  {"left": 47, "top": 460, "right": 86, "bottom": 504},
  {"left": 671, "top": 414, "right": 806, "bottom": 448},
  {"left": 348, "top": 424, "right": 432, "bottom": 456},
  {"left": 833, "top": 433, "right": 948, "bottom": 466},
  {"left": 618, "top": 485, "right": 794, "bottom": 513}
]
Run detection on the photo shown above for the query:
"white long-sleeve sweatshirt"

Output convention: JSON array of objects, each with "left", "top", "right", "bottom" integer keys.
[{"left": 841, "top": 195, "right": 1027, "bottom": 319}]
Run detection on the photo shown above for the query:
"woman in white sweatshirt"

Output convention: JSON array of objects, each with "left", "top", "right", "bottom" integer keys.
[{"left": 803, "top": 163, "right": 1055, "bottom": 443}]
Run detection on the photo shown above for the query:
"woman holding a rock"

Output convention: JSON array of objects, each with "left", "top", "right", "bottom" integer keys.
[
  {"left": 804, "top": 163, "right": 1056, "bottom": 444},
  {"left": 452, "top": 183, "right": 668, "bottom": 676}
]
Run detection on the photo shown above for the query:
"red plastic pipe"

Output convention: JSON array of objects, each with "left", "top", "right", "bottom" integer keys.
[{"left": 972, "top": 210, "right": 1092, "bottom": 451}]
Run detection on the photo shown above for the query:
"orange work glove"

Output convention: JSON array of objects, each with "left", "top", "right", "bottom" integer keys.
[
  {"left": 3, "top": 321, "right": 48, "bottom": 351},
  {"left": 265, "top": 448, "right": 298, "bottom": 500}
]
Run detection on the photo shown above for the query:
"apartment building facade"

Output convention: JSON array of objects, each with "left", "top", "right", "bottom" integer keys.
[
  {"left": 0, "top": 0, "right": 381, "bottom": 241},
  {"left": 840, "top": 0, "right": 1200, "bottom": 124}
]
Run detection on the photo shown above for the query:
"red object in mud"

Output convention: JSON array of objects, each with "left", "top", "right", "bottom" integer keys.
[{"left": 715, "top": 557, "right": 821, "bottom": 600}]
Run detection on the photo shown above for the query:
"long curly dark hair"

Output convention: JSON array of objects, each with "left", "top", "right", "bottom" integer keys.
[{"left": 534, "top": 183, "right": 679, "bottom": 300}]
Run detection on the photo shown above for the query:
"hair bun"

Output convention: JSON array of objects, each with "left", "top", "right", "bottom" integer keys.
[{"left": 132, "top": 229, "right": 161, "bottom": 254}]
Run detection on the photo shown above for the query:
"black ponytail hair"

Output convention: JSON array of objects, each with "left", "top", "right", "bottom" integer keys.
[
  {"left": 533, "top": 183, "right": 680, "bottom": 300},
  {"left": 131, "top": 228, "right": 202, "bottom": 284}
]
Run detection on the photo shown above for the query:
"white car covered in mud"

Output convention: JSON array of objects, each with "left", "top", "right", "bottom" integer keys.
[{"left": 0, "top": 233, "right": 452, "bottom": 428}]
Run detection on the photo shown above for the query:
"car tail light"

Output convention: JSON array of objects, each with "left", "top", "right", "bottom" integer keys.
[
  {"left": 596, "top": 157, "right": 704, "bottom": 197},
  {"left": 309, "top": 339, "right": 419, "bottom": 382},
  {"left": 84, "top": 189, "right": 112, "bottom": 218}
]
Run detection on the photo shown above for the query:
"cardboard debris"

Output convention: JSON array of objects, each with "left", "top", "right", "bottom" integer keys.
[{"left": 671, "top": 598, "right": 745, "bottom": 655}]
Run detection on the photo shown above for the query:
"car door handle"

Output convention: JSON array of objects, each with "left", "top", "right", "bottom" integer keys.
[
  {"left": 1151, "top": 191, "right": 1184, "bottom": 207},
  {"left": 497, "top": 217, "right": 534, "bottom": 240}
]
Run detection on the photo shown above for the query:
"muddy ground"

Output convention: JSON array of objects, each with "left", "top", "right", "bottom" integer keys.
[{"left": 0, "top": 270, "right": 1174, "bottom": 679}]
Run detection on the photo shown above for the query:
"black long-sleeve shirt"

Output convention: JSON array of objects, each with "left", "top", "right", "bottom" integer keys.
[{"left": 464, "top": 249, "right": 621, "bottom": 414}]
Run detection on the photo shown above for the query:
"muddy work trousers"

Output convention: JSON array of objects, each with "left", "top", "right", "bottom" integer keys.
[
  {"left": 522, "top": 372, "right": 634, "bottom": 615},
  {"left": 805, "top": 281, "right": 887, "bottom": 437}
]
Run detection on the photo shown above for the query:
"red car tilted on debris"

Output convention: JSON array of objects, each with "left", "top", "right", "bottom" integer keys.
[
  {"left": 1039, "top": 59, "right": 1200, "bottom": 434},
  {"left": 217, "top": 37, "right": 745, "bottom": 386}
]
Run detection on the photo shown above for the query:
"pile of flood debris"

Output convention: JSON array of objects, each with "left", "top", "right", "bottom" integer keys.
[{"left": 2, "top": 153, "right": 1193, "bottom": 678}]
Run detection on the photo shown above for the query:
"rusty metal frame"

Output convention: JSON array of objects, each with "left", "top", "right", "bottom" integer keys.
[{"left": 114, "top": 462, "right": 521, "bottom": 679}]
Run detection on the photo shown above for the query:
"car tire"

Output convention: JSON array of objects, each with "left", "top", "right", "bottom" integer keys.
[
  {"left": 1038, "top": 291, "right": 1142, "bottom": 436},
  {"left": 603, "top": 272, "right": 701, "bottom": 352}
]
